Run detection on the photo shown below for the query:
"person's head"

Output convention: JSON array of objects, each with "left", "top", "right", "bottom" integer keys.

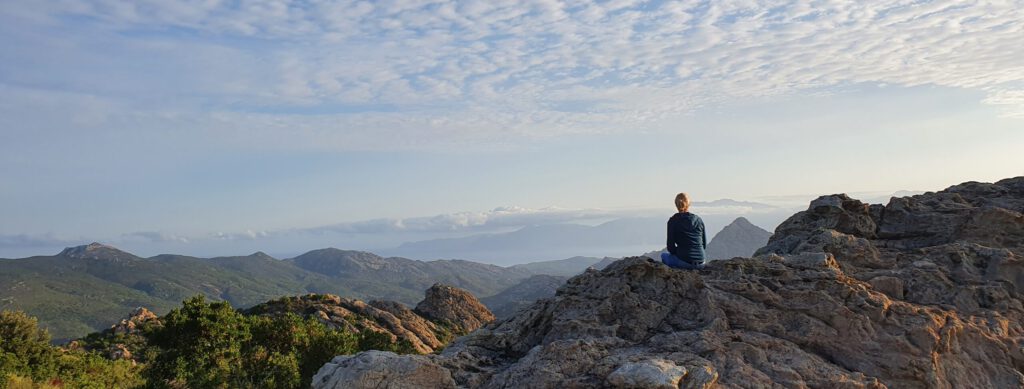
[{"left": 674, "top": 193, "right": 690, "bottom": 212}]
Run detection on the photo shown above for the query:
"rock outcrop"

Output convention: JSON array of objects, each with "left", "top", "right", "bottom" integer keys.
[
  {"left": 313, "top": 176, "right": 1024, "bottom": 389},
  {"left": 313, "top": 351, "right": 456, "bottom": 389},
  {"left": 248, "top": 283, "right": 494, "bottom": 354},
  {"left": 76, "top": 306, "right": 161, "bottom": 363},
  {"left": 110, "top": 307, "right": 158, "bottom": 335},
  {"left": 706, "top": 217, "right": 773, "bottom": 260},
  {"left": 415, "top": 283, "right": 495, "bottom": 333}
]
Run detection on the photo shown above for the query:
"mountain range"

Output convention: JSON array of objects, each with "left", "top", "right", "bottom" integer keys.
[
  {"left": 384, "top": 210, "right": 793, "bottom": 264},
  {"left": 1, "top": 216, "right": 778, "bottom": 342},
  {"left": 0, "top": 244, "right": 533, "bottom": 341}
]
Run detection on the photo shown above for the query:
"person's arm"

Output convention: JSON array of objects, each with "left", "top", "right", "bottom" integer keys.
[
  {"left": 700, "top": 218, "right": 707, "bottom": 250},
  {"left": 666, "top": 219, "right": 676, "bottom": 255}
]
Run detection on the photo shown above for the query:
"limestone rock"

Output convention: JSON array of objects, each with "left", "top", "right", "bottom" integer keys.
[
  {"left": 312, "top": 351, "right": 455, "bottom": 389},
  {"left": 415, "top": 284, "right": 495, "bottom": 333},
  {"left": 606, "top": 359, "right": 687, "bottom": 388}
]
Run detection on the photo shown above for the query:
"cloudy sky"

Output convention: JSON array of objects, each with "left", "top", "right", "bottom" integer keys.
[{"left": 2, "top": 0, "right": 1022, "bottom": 259}]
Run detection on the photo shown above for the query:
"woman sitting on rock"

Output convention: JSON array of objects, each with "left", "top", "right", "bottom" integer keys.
[{"left": 661, "top": 193, "right": 707, "bottom": 270}]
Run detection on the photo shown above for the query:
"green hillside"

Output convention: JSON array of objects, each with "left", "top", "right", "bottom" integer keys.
[{"left": 0, "top": 243, "right": 535, "bottom": 341}]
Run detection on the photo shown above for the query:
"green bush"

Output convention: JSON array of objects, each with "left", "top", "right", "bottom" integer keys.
[
  {"left": 0, "top": 310, "right": 141, "bottom": 389},
  {"left": 248, "top": 313, "right": 358, "bottom": 385},
  {"left": 3, "top": 295, "right": 425, "bottom": 389},
  {"left": 0, "top": 311, "right": 58, "bottom": 383},
  {"left": 143, "top": 296, "right": 251, "bottom": 388},
  {"left": 143, "top": 296, "right": 413, "bottom": 389}
]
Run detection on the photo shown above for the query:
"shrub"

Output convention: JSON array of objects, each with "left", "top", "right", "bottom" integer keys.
[{"left": 0, "top": 310, "right": 141, "bottom": 389}]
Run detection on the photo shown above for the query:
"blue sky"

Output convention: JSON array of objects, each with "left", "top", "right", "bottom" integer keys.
[{"left": 1, "top": 0, "right": 1023, "bottom": 259}]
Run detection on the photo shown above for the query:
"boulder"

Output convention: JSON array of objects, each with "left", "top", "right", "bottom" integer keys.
[
  {"left": 867, "top": 276, "right": 904, "bottom": 300},
  {"left": 606, "top": 359, "right": 688, "bottom": 388},
  {"left": 415, "top": 283, "right": 495, "bottom": 333},
  {"left": 312, "top": 351, "right": 455, "bottom": 389}
]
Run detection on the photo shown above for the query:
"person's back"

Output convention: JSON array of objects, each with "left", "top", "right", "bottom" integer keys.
[{"left": 662, "top": 193, "right": 707, "bottom": 270}]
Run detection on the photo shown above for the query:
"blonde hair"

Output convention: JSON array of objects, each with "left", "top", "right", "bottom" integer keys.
[{"left": 674, "top": 193, "right": 690, "bottom": 212}]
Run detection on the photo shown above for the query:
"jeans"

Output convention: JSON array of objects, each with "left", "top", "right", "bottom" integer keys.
[{"left": 661, "top": 252, "right": 705, "bottom": 270}]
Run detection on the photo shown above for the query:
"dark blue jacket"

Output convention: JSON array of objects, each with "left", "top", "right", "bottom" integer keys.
[{"left": 666, "top": 212, "right": 707, "bottom": 263}]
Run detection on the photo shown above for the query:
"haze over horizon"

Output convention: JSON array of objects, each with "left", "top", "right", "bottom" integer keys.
[{"left": 2, "top": 1, "right": 1023, "bottom": 260}]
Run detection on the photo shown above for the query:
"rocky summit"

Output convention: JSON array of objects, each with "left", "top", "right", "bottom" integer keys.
[
  {"left": 57, "top": 242, "right": 140, "bottom": 262},
  {"left": 415, "top": 283, "right": 496, "bottom": 334},
  {"left": 313, "top": 177, "right": 1024, "bottom": 389}
]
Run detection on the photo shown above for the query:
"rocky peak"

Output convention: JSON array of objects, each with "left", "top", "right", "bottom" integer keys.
[
  {"left": 57, "top": 242, "right": 139, "bottom": 262},
  {"left": 727, "top": 216, "right": 754, "bottom": 227},
  {"left": 313, "top": 176, "right": 1024, "bottom": 389},
  {"left": 245, "top": 285, "right": 492, "bottom": 354},
  {"left": 289, "top": 248, "right": 400, "bottom": 276},
  {"left": 705, "top": 216, "right": 772, "bottom": 260},
  {"left": 245, "top": 293, "right": 444, "bottom": 354},
  {"left": 415, "top": 283, "right": 494, "bottom": 333},
  {"left": 245, "top": 251, "right": 276, "bottom": 260},
  {"left": 110, "top": 307, "right": 158, "bottom": 334}
]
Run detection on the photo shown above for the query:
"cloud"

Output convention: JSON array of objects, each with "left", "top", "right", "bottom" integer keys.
[
  {"left": 212, "top": 230, "right": 271, "bottom": 241},
  {"left": 121, "top": 231, "right": 190, "bottom": 244},
  {"left": 982, "top": 89, "right": 1024, "bottom": 118},
  {"left": 0, "top": 233, "right": 77, "bottom": 249},
  {"left": 301, "top": 206, "right": 626, "bottom": 234},
  {"left": 2, "top": 0, "right": 1021, "bottom": 151},
  {"left": 0, "top": 201, "right": 783, "bottom": 256},
  {"left": 299, "top": 201, "right": 781, "bottom": 235},
  {"left": 97, "top": 204, "right": 783, "bottom": 244}
]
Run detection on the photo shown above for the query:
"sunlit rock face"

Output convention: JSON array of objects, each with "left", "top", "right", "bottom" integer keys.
[
  {"left": 314, "top": 177, "right": 1024, "bottom": 389},
  {"left": 415, "top": 283, "right": 496, "bottom": 334},
  {"left": 247, "top": 283, "right": 494, "bottom": 355}
]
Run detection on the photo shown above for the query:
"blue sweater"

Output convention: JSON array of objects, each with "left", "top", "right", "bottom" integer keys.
[{"left": 666, "top": 212, "right": 707, "bottom": 263}]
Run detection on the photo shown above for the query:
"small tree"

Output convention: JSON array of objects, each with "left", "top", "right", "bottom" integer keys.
[
  {"left": 1, "top": 310, "right": 141, "bottom": 388},
  {"left": 0, "top": 310, "right": 58, "bottom": 383},
  {"left": 144, "top": 296, "right": 251, "bottom": 388},
  {"left": 249, "top": 313, "right": 358, "bottom": 385}
]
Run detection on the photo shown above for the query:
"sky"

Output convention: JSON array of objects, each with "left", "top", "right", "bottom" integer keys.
[{"left": 1, "top": 0, "right": 1023, "bottom": 260}]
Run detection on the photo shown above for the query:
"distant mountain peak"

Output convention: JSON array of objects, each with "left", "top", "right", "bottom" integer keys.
[
  {"left": 727, "top": 216, "right": 755, "bottom": 227},
  {"left": 706, "top": 217, "right": 773, "bottom": 260},
  {"left": 723, "top": 216, "right": 765, "bottom": 230},
  {"left": 58, "top": 242, "right": 140, "bottom": 261},
  {"left": 249, "top": 251, "right": 275, "bottom": 260}
]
